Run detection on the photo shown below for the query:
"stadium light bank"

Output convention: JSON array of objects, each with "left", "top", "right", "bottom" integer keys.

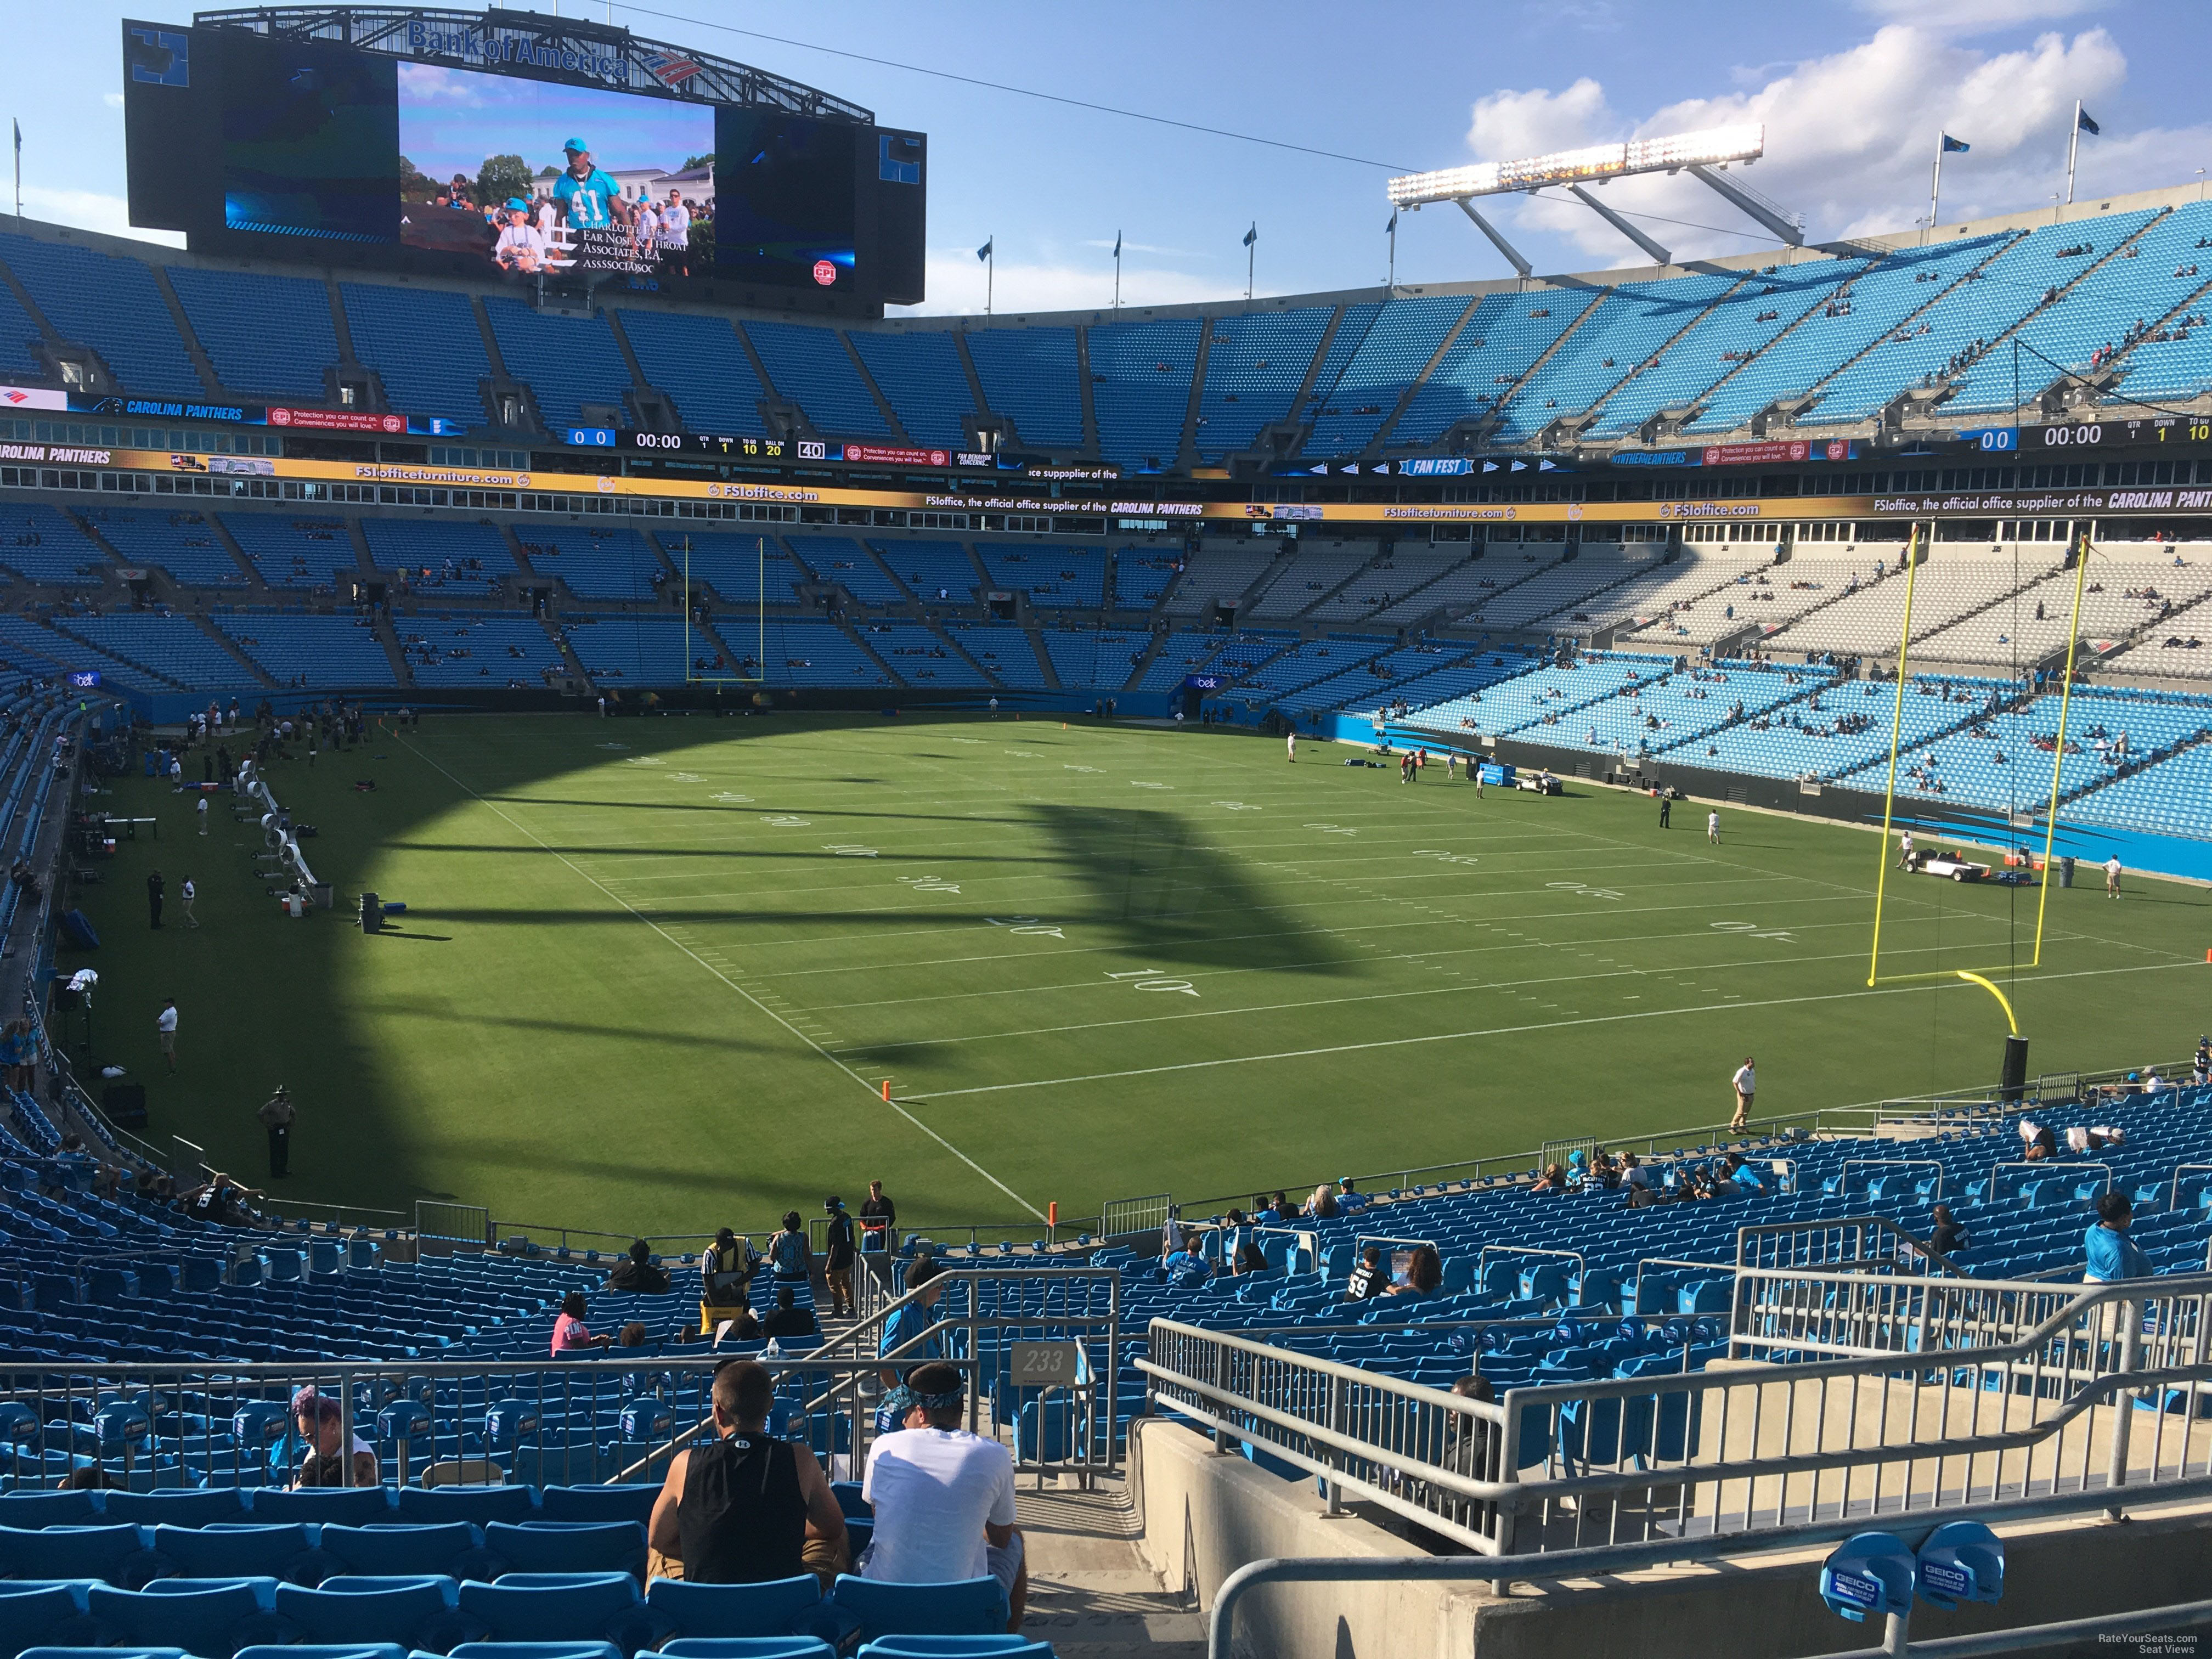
[{"left": 1386, "top": 123, "right": 1804, "bottom": 276}]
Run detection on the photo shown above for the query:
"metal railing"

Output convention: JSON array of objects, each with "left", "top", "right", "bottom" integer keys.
[
  {"left": 1984, "top": 1159, "right": 2111, "bottom": 1201},
  {"left": 1143, "top": 1271, "right": 2212, "bottom": 1570},
  {"left": 1100, "top": 1191, "right": 1175, "bottom": 1241},
  {"left": 1736, "top": 1215, "right": 1963, "bottom": 1280}
]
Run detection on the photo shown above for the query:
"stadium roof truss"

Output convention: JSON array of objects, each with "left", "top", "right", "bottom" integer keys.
[
  {"left": 191, "top": 5, "right": 874, "bottom": 121},
  {"left": 1389, "top": 123, "right": 1805, "bottom": 275}
]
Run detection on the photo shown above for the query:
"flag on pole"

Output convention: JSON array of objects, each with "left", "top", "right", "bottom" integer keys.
[
  {"left": 1111, "top": 230, "right": 1121, "bottom": 258},
  {"left": 1242, "top": 223, "right": 1257, "bottom": 247},
  {"left": 2076, "top": 108, "right": 2101, "bottom": 136},
  {"left": 976, "top": 237, "right": 992, "bottom": 262},
  {"left": 1386, "top": 208, "right": 1397, "bottom": 233},
  {"left": 1940, "top": 133, "right": 1970, "bottom": 153}
]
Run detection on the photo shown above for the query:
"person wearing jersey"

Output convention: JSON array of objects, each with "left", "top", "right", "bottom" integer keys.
[
  {"left": 648, "top": 1358, "right": 848, "bottom": 1587},
  {"left": 551, "top": 139, "right": 619, "bottom": 234}
]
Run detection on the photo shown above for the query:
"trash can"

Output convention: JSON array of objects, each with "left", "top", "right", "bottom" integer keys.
[{"left": 2057, "top": 856, "right": 2075, "bottom": 889}]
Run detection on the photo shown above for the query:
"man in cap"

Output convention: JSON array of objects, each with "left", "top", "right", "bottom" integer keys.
[
  {"left": 862, "top": 1359, "right": 1027, "bottom": 1630},
  {"left": 660, "top": 187, "right": 692, "bottom": 275},
  {"left": 551, "top": 138, "right": 620, "bottom": 238},
  {"left": 493, "top": 198, "right": 549, "bottom": 273}
]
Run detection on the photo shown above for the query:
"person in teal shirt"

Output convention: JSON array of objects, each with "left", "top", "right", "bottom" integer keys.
[
  {"left": 551, "top": 138, "right": 618, "bottom": 233},
  {"left": 2085, "top": 1190, "right": 2154, "bottom": 1282}
]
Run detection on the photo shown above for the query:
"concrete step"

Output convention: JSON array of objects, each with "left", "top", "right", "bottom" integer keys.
[{"left": 1017, "top": 1480, "right": 1205, "bottom": 1656}]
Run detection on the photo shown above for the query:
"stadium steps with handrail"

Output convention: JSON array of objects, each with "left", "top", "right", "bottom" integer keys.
[
  {"left": 1279, "top": 545, "right": 1403, "bottom": 622},
  {"left": 839, "top": 329, "right": 914, "bottom": 444},
  {"left": 1417, "top": 287, "right": 1612, "bottom": 454},
  {"left": 1025, "top": 620, "right": 1063, "bottom": 690},
  {"left": 366, "top": 611, "right": 416, "bottom": 687},
  {"left": 837, "top": 617, "right": 903, "bottom": 686},
  {"left": 1512, "top": 552, "right": 1709, "bottom": 633},
  {"left": 1920, "top": 207, "right": 2174, "bottom": 415},
  {"left": 1075, "top": 323, "right": 1102, "bottom": 461},
  {"left": 917, "top": 614, "right": 1002, "bottom": 687},
  {"left": 539, "top": 614, "right": 590, "bottom": 683},
  {"left": 1119, "top": 629, "right": 1170, "bottom": 692},
  {"left": 1356, "top": 296, "right": 1481, "bottom": 456},
  {"left": 144, "top": 264, "right": 228, "bottom": 401},
  {"left": 1431, "top": 550, "right": 1595, "bottom": 627},
  {"left": 1224, "top": 542, "right": 1306, "bottom": 618},
  {"left": 1643, "top": 261, "right": 1876, "bottom": 439},
  {"left": 1778, "top": 230, "right": 2029, "bottom": 420},
  {"left": 949, "top": 328, "right": 998, "bottom": 443},
  {"left": 202, "top": 514, "right": 275, "bottom": 596},
  {"left": 2086, "top": 267, "right": 2212, "bottom": 402},
  {"left": 1895, "top": 551, "right": 2072, "bottom": 650},
  {"left": 1537, "top": 273, "right": 1757, "bottom": 440},
  {"left": 186, "top": 612, "right": 281, "bottom": 689},
  {"left": 1174, "top": 320, "right": 1213, "bottom": 470},
  {"left": 597, "top": 308, "right": 656, "bottom": 409}
]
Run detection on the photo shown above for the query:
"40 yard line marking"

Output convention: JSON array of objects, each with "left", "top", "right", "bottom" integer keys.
[{"left": 397, "top": 736, "right": 1044, "bottom": 1220}]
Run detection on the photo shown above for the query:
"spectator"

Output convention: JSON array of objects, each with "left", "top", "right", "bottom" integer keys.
[
  {"left": 2085, "top": 1191, "right": 2154, "bottom": 1283},
  {"left": 704, "top": 1227, "right": 758, "bottom": 1304},
  {"left": 764, "top": 1286, "right": 820, "bottom": 1342},
  {"left": 0, "top": 1018, "right": 32, "bottom": 1092},
  {"left": 1389, "top": 1244, "right": 1443, "bottom": 1297},
  {"left": 1230, "top": 1234, "right": 1270, "bottom": 1276},
  {"left": 769, "top": 1212, "right": 811, "bottom": 1281},
  {"left": 862, "top": 1361, "right": 1026, "bottom": 1632},
  {"left": 860, "top": 1178, "right": 898, "bottom": 1254},
  {"left": 1529, "top": 1163, "right": 1568, "bottom": 1194},
  {"left": 647, "top": 1358, "right": 848, "bottom": 1589},
  {"left": 1160, "top": 1239, "right": 1210, "bottom": 1289},
  {"left": 1730, "top": 1056, "right": 1756, "bottom": 1132},
  {"left": 1304, "top": 1182, "right": 1340, "bottom": 1220},
  {"left": 1345, "top": 1244, "right": 1387, "bottom": 1300},
  {"left": 617, "top": 1322, "right": 651, "bottom": 1347},
  {"left": 552, "top": 1291, "right": 612, "bottom": 1355},
  {"left": 605, "top": 1239, "right": 672, "bottom": 1295},
  {"left": 1335, "top": 1176, "right": 1368, "bottom": 1211},
  {"left": 183, "top": 1172, "right": 253, "bottom": 1226},
  {"left": 823, "top": 1195, "right": 857, "bottom": 1317},
  {"left": 61, "top": 1465, "right": 115, "bottom": 1490},
  {"left": 1928, "top": 1205, "right": 1967, "bottom": 1257},
  {"left": 878, "top": 1257, "right": 945, "bottom": 1384},
  {"left": 2020, "top": 1119, "right": 2058, "bottom": 1161},
  {"left": 289, "top": 1388, "right": 377, "bottom": 1488},
  {"left": 1270, "top": 1190, "right": 1301, "bottom": 1224},
  {"left": 714, "top": 1305, "right": 762, "bottom": 1344}
]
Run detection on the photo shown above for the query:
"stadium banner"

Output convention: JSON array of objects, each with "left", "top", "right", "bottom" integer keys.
[
  {"left": 1699, "top": 439, "right": 1860, "bottom": 466},
  {"left": 25, "top": 443, "right": 2212, "bottom": 524},
  {"left": 1, "top": 385, "right": 465, "bottom": 437}
]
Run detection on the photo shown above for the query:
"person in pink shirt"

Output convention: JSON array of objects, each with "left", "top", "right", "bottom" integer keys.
[{"left": 552, "top": 1291, "right": 611, "bottom": 1357}]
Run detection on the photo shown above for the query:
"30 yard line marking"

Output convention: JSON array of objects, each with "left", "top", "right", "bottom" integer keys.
[
  {"left": 912, "top": 961, "right": 2196, "bottom": 1100},
  {"left": 397, "top": 736, "right": 1043, "bottom": 1220}
]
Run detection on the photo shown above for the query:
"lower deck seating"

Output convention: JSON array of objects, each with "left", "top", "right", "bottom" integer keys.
[{"left": 216, "top": 613, "right": 396, "bottom": 689}]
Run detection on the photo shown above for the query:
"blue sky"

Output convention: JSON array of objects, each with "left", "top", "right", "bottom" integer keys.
[
  {"left": 396, "top": 63, "right": 713, "bottom": 187},
  {"left": 18, "top": 1, "right": 2211, "bottom": 314}
]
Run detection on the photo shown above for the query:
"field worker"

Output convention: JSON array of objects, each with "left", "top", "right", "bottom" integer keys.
[
  {"left": 2106, "top": 854, "right": 2122, "bottom": 898},
  {"left": 1658, "top": 789, "right": 1671, "bottom": 828},
  {"left": 1286, "top": 730, "right": 1296, "bottom": 763},
  {"left": 1730, "top": 1056, "right": 1756, "bottom": 1132},
  {"left": 1899, "top": 830, "right": 1915, "bottom": 870},
  {"left": 196, "top": 795, "right": 209, "bottom": 835},
  {"left": 180, "top": 876, "right": 198, "bottom": 929},
  {"left": 1707, "top": 809, "right": 1721, "bottom": 844}
]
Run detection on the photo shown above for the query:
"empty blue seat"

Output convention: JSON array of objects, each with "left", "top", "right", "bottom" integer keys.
[
  {"left": 274, "top": 1574, "right": 479, "bottom": 1650},
  {"left": 857, "top": 1641, "right": 1054, "bottom": 1658},
  {"left": 645, "top": 1575, "right": 826, "bottom": 1639},
  {"left": 397, "top": 1485, "right": 539, "bottom": 1526},
  {"left": 86, "top": 1576, "right": 292, "bottom": 1659},
  {"left": 18, "top": 1650, "right": 186, "bottom": 1659},
  {"left": 320, "top": 1523, "right": 487, "bottom": 1580},
  {"left": 484, "top": 1521, "right": 646, "bottom": 1578},
  {"left": 456, "top": 1573, "right": 651, "bottom": 1651},
  {"left": 0, "top": 1523, "right": 158, "bottom": 1588},
  {"left": 247, "top": 1487, "right": 396, "bottom": 1524},
  {"left": 0, "top": 1581, "right": 104, "bottom": 1651},
  {"left": 444, "top": 1646, "right": 621, "bottom": 1659},
  {"left": 149, "top": 1522, "right": 331, "bottom": 1587},
  {"left": 536, "top": 1487, "right": 658, "bottom": 1527},
  {"left": 107, "top": 1488, "right": 249, "bottom": 1526},
  {"left": 236, "top": 1648, "right": 404, "bottom": 1659},
  {"left": 831, "top": 1577, "right": 1008, "bottom": 1640},
  {"left": 659, "top": 1641, "right": 837, "bottom": 1659},
  {"left": 0, "top": 1492, "right": 99, "bottom": 1527}
]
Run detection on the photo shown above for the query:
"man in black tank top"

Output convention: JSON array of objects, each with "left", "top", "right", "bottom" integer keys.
[{"left": 648, "top": 1358, "right": 849, "bottom": 1589}]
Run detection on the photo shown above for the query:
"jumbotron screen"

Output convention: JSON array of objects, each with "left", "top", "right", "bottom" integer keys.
[{"left": 122, "top": 18, "right": 924, "bottom": 308}]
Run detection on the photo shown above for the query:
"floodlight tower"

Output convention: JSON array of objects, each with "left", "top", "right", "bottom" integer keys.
[{"left": 1387, "top": 125, "right": 1805, "bottom": 276}]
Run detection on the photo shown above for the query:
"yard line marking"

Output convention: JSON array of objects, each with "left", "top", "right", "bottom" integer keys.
[
  {"left": 913, "top": 961, "right": 2196, "bottom": 1100},
  {"left": 395, "top": 735, "right": 1043, "bottom": 1220}
]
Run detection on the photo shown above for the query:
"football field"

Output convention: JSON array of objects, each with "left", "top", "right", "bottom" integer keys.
[{"left": 71, "top": 713, "right": 2212, "bottom": 1240}]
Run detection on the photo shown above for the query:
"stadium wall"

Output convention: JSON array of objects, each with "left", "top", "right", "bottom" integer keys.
[{"left": 1133, "top": 1413, "right": 2212, "bottom": 1659}]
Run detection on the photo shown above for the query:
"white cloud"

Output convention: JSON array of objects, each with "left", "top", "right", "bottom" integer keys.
[
  {"left": 19, "top": 186, "right": 184, "bottom": 247},
  {"left": 1854, "top": 0, "right": 2112, "bottom": 31},
  {"left": 1463, "top": 26, "right": 2207, "bottom": 269},
  {"left": 1079, "top": 239, "right": 1205, "bottom": 258},
  {"left": 103, "top": 93, "right": 124, "bottom": 110},
  {"left": 900, "top": 249, "right": 1222, "bottom": 317}
]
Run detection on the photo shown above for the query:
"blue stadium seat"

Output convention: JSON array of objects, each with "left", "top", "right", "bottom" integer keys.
[
  {"left": 830, "top": 1577, "right": 1008, "bottom": 1641},
  {"left": 235, "top": 1647, "right": 406, "bottom": 1659},
  {"left": 17, "top": 1650, "right": 186, "bottom": 1659},
  {"left": 148, "top": 1522, "right": 331, "bottom": 1587},
  {"left": 272, "top": 1574, "right": 479, "bottom": 1650},
  {"left": 537, "top": 1487, "right": 659, "bottom": 1527},
  {"left": 455, "top": 1573, "right": 652, "bottom": 1650},
  {"left": 658, "top": 1641, "right": 837, "bottom": 1659},
  {"left": 320, "top": 1523, "right": 489, "bottom": 1582},
  {"left": 85, "top": 1576, "right": 292, "bottom": 1659},
  {"left": 0, "top": 1492, "right": 99, "bottom": 1527},
  {"left": 856, "top": 1641, "right": 1053, "bottom": 1658},
  {"left": 108, "top": 1488, "right": 250, "bottom": 1526},
  {"left": 483, "top": 1521, "right": 646, "bottom": 1578},
  {"left": 247, "top": 1487, "right": 396, "bottom": 1524},
  {"left": 644, "top": 1575, "right": 826, "bottom": 1640},
  {"left": 0, "top": 1523, "right": 158, "bottom": 1588},
  {"left": 0, "top": 1581, "right": 105, "bottom": 1653},
  {"left": 444, "top": 1646, "right": 622, "bottom": 1659},
  {"left": 396, "top": 1485, "right": 539, "bottom": 1526}
]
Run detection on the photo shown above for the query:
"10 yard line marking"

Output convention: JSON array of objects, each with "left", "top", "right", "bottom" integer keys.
[{"left": 397, "top": 736, "right": 1044, "bottom": 1220}]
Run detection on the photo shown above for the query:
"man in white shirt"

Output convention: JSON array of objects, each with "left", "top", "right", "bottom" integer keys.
[
  {"left": 1898, "top": 830, "right": 1915, "bottom": 870},
  {"left": 1730, "top": 1056, "right": 1756, "bottom": 1131},
  {"left": 2105, "top": 854, "right": 2123, "bottom": 898},
  {"left": 862, "top": 1362, "right": 1025, "bottom": 1630},
  {"left": 660, "top": 189, "right": 691, "bottom": 274},
  {"left": 1707, "top": 809, "right": 1721, "bottom": 844},
  {"left": 493, "top": 201, "right": 548, "bottom": 273},
  {"left": 631, "top": 198, "right": 660, "bottom": 261},
  {"left": 156, "top": 998, "right": 179, "bottom": 1074}
]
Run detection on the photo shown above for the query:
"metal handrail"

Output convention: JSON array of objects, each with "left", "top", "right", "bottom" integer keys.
[
  {"left": 1478, "top": 1243, "right": 1585, "bottom": 1289},
  {"left": 1632, "top": 1254, "right": 1733, "bottom": 1308},
  {"left": 2166, "top": 1161, "right": 2212, "bottom": 1210},
  {"left": 1736, "top": 1214, "right": 1966, "bottom": 1279},
  {"left": 1985, "top": 1159, "right": 2111, "bottom": 1200}
]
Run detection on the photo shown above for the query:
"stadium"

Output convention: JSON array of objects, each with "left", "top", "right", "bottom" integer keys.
[{"left": 1, "top": 4, "right": 2210, "bottom": 1656}]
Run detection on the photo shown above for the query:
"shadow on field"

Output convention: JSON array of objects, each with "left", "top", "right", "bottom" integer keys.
[{"left": 1026, "top": 803, "right": 1355, "bottom": 974}]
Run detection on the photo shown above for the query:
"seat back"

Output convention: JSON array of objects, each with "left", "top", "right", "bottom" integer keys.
[
  {"left": 0, "top": 1579, "right": 104, "bottom": 1652},
  {"left": 319, "top": 1522, "right": 486, "bottom": 1581},
  {"left": 246, "top": 1486, "right": 395, "bottom": 1525},
  {"left": 857, "top": 1641, "right": 1055, "bottom": 1657},
  {"left": 399, "top": 1482, "right": 534, "bottom": 1525},
  {"left": 273, "top": 1573, "right": 476, "bottom": 1648},
  {"left": 0, "top": 1522, "right": 158, "bottom": 1588},
  {"left": 659, "top": 1640, "right": 838, "bottom": 1658},
  {"left": 536, "top": 1486, "right": 659, "bottom": 1527},
  {"left": 235, "top": 1646, "right": 408, "bottom": 1659},
  {"left": 645, "top": 1575, "right": 825, "bottom": 1638},
  {"left": 830, "top": 1575, "right": 1008, "bottom": 1640},
  {"left": 483, "top": 1520, "right": 647, "bottom": 1577},
  {"left": 455, "top": 1571, "right": 650, "bottom": 1647},
  {"left": 149, "top": 1522, "right": 329, "bottom": 1587},
  {"left": 0, "top": 1491, "right": 99, "bottom": 1527},
  {"left": 106, "top": 1488, "right": 250, "bottom": 1527},
  {"left": 87, "top": 1576, "right": 291, "bottom": 1658}
]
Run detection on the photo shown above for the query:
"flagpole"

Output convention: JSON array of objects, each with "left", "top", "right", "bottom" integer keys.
[
  {"left": 1929, "top": 134, "right": 1943, "bottom": 245},
  {"left": 1114, "top": 231, "right": 1121, "bottom": 315},
  {"left": 11, "top": 121, "right": 19, "bottom": 221},
  {"left": 986, "top": 237, "right": 993, "bottom": 317},
  {"left": 1387, "top": 212, "right": 1396, "bottom": 294},
  {"left": 1245, "top": 222, "right": 1255, "bottom": 302},
  {"left": 2065, "top": 99, "right": 2081, "bottom": 205}
]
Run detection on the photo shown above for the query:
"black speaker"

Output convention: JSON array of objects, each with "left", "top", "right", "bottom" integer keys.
[
  {"left": 2000, "top": 1034, "right": 2030, "bottom": 1103},
  {"left": 360, "top": 890, "right": 382, "bottom": 934}
]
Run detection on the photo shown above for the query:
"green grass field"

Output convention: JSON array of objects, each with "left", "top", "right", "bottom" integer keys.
[{"left": 63, "top": 712, "right": 2212, "bottom": 1240}]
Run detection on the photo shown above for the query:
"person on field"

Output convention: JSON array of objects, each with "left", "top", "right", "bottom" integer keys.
[
  {"left": 2106, "top": 854, "right": 2123, "bottom": 897},
  {"left": 258, "top": 1085, "right": 294, "bottom": 1178},
  {"left": 1657, "top": 788, "right": 1671, "bottom": 828},
  {"left": 156, "top": 998, "right": 179, "bottom": 1073},
  {"left": 146, "top": 869, "right": 165, "bottom": 929},
  {"left": 1730, "top": 1056, "right": 1756, "bottom": 1131},
  {"left": 1898, "top": 830, "right": 1915, "bottom": 870},
  {"left": 1707, "top": 810, "right": 1722, "bottom": 844},
  {"left": 1286, "top": 730, "right": 1296, "bottom": 762}
]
